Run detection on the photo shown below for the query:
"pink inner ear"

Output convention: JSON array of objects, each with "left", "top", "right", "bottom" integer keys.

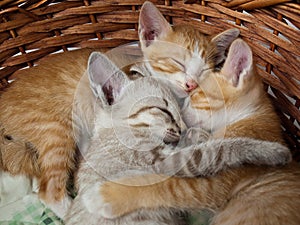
[
  {"left": 139, "top": 2, "right": 171, "bottom": 46},
  {"left": 222, "top": 39, "right": 252, "bottom": 85}
]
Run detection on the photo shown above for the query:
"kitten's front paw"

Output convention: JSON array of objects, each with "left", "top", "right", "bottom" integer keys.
[
  {"left": 267, "top": 143, "right": 292, "bottom": 166},
  {"left": 44, "top": 195, "right": 72, "bottom": 219},
  {"left": 161, "top": 148, "right": 176, "bottom": 156},
  {"left": 179, "top": 127, "right": 210, "bottom": 147},
  {"left": 82, "top": 182, "right": 116, "bottom": 219}
]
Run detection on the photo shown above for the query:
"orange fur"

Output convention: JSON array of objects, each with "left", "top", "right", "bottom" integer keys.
[
  {"left": 0, "top": 127, "right": 39, "bottom": 176},
  {"left": 189, "top": 66, "right": 283, "bottom": 143},
  {"left": 0, "top": 49, "right": 92, "bottom": 203},
  {"left": 99, "top": 163, "right": 300, "bottom": 225}
]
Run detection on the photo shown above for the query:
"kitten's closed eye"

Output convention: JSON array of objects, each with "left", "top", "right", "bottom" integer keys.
[{"left": 170, "top": 58, "right": 186, "bottom": 72}]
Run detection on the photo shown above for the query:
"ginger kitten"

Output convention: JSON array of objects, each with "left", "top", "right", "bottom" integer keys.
[
  {"left": 84, "top": 39, "right": 299, "bottom": 225},
  {"left": 138, "top": 1, "right": 240, "bottom": 94},
  {"left": 0, "top": 49, "right": 94, "bottom": 217},
  {"left": 136, "top": 2, "right": 283, "bottom": 144}
]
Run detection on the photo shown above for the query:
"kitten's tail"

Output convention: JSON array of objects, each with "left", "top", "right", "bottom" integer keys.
[{"left": 154, "top": 138, "right": 292, "bottom": 177}]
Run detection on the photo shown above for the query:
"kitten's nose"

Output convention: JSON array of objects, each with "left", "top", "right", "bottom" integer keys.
[{"left": 185, "top": 79, "right": 198, "bottom": 92}]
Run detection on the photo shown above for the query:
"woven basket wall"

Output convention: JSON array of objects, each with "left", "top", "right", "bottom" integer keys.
[{"left": 0, "top": 0, "right": 299, "bottom": 159}]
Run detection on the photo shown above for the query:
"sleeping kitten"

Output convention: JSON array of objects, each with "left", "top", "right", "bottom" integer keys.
[
  {"left": 138, "top": 1, "right": 240, "bottom": 94},
  {"left": 0, "top": 49, "right": 93, "bottom": 217},
  {"left": 65, "top": 52, "right": 291, "bottom": 224},
  {"left": 0, "top": 47, "right": 141, "bottom": 217},
  {"left": 136, "top": 2, "right": 283, "bottom": 144},
  {"left": 86, "top": 40, "right": 298, "bottom": 224}
]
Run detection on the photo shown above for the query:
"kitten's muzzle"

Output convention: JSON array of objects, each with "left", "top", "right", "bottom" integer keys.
[{"left": 185, "top": 78, "right": 198, "bottom": 92}]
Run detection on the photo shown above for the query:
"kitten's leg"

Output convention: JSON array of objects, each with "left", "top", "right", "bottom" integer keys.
[
  {"left": 89, "top": 174, "right": 229, "bottom": 219},
  {"left": 67, "top": 185, "right": 175, "bottom": 225},
  {"left": 176, "top": 127, "right": 210, "bottom": 148},
  {"left": 156, "top": 138, "right": 291, "bottom": 177},
  {"left": 37, "top": 135, "right": 76, "bottom": 218}
]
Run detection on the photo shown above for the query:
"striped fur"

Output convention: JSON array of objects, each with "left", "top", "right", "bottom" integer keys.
[{"left": 0, "top": 49, "right": 94, "bottom": 217}]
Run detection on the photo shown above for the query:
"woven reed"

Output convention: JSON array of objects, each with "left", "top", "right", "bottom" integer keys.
[{"left": 0, "top": 0, "right": 299, "bottom": 159}]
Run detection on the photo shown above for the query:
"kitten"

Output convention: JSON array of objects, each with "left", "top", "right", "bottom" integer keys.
[
  {"left": 65, "top": 52, "right": 291, "bottom": 224},
  {"left": 0, "top": 49, "right": 93, "bottom": 217},
  {"left": 0, "top": 47, "right": 141, "bottom": 217},
  {"left": 136, "top": 2, "right": 283, "bottom": 144},
  {"left": 65, "top": 51, "right": 186, "bottom": 225},
  {"left": 87, "top": 40, "right": 298, "bottom": 224},
  {"left": 0, "top": 1, "right": 287, "bottom": 219},
  {"left": 138, "top": 1, "right": 240, "bottom": 94},
  {"left": 0, "top": 2, "right": 239, "bottom": 216}
]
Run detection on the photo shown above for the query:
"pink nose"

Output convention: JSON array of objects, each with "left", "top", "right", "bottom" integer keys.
[{"left": 185, "top": 79, "right": 198, "bottom": 92}]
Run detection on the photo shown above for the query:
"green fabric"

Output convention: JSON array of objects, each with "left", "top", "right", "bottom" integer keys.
[
  {"left": 0, "top": 195, "right": 62, "bottom": 225},
  {"left": 0, "top": 194, "right": 211, "bottom": 225}
]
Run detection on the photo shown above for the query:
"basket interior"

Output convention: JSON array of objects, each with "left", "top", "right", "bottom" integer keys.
[{"left": 0, "top": 0, "right": 299, "bottom": 159}]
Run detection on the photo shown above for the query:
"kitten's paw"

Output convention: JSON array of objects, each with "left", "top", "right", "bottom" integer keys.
[
  {"left": 179, "top": 127, "right": 210, "bottom": 147},
  {"left": 267, "top": 143, "right": 292, "bottom": 165},
  {"left": 161, "top": 148, "right": 176, "bottom": 156},
  {"left": 82, "top": 182, "right": 116, "bottom": 219},
  {"left": 43, "top": 195, "right": 72, "bottom": 219},
  {"left": 242, "top": 140, "right": 292, "bottom": 167}
]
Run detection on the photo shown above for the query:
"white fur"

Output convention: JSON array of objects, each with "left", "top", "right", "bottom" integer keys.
[
  {"left": 82, "top": 182, "right": 115, "bottom": 219},
  {"left": 0, "top": 171, "right": 32, "bottom": 206},
  {"left": 182, "top": 96, "right": 259, "bottom": 133},
  {"left": 45, "top": 195, "right": 72, "bottom": 219}
]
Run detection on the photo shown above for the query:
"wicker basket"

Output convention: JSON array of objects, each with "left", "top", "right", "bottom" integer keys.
[{"left": 0, "top": 0, "right": 299, "bottom": 159}]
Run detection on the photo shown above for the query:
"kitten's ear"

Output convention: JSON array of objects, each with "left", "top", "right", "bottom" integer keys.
[
  {"left": 139, "top": 1, "right": 172, "bottom": 48},
  {"left": 210, "top": 28, "right": 240, "bottom": 67},
  {"left": 221, "top": 39, "right": 253, "bottom": 87},
  {"left": 88, "top": 52, "right": 129, "bottom": 105}
]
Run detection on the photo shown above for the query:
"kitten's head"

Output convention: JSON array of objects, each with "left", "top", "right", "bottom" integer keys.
[
  {"left": 138, "top": 1, "right": 240, "bottom": 93},
  {"left": 87, "top": 52, "right": 183, "bottom": 147},
  {"left": 186, "top": 39, "right": 264, "bottom": 128}
]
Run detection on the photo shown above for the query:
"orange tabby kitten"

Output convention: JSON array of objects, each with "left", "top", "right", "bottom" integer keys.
[
  {"left": 136, "top": 2, "right": 282, "bottom": 143},
  {"left": 0, "top": 49, "right": 94, "bottom": 217},
  {"left": 138, "top": 1, "right": 240, "bottom": 95},
  {"left": 86, "top": 39, "right": 299, "bottom": 224}
]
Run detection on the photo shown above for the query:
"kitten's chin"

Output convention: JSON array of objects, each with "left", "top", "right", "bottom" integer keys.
[{"left": 171, "top": 84, "right": 189, "bottom": 99}]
